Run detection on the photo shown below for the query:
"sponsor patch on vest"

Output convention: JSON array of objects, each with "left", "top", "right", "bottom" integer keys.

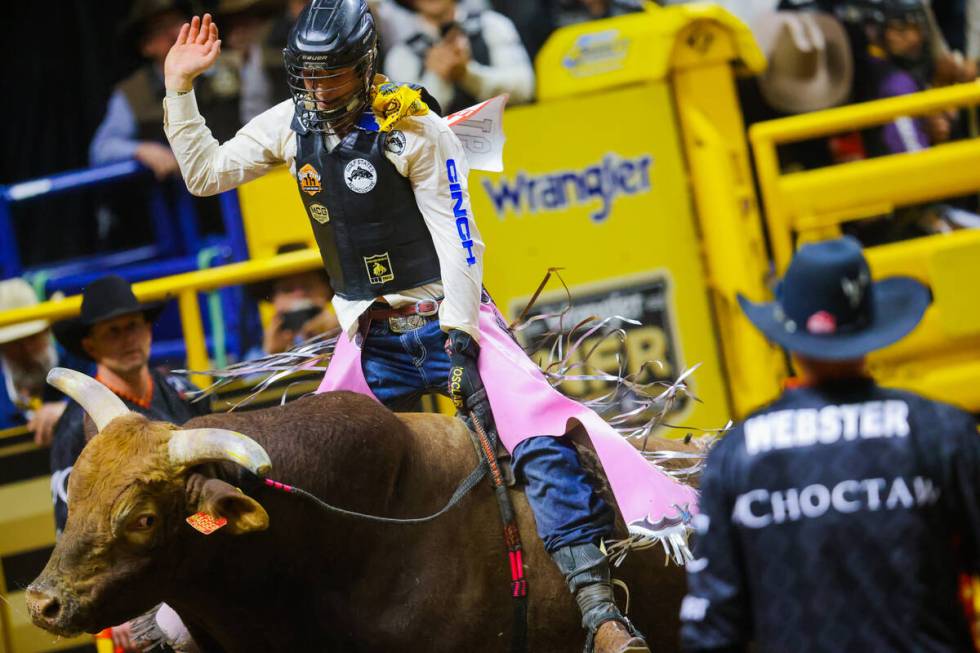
[
  {"left": 386, "top": 130, "right": 407, "bottom": 155},
  {"left": 364, "top": 253, "right": 395, "bottom": 285},
  {"left": 345, "top": 158, "right": 378, "bottom": 194},
  {"left": 299, "top": 163, "right": 322, "bottom": 196},
  {"left": 307, "top": 203, "right": 330, "bottom": 224}
]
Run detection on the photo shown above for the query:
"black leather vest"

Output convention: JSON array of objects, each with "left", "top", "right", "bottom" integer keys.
[{"left": 292, "top": 115, "right": 442, "bottom": 300}]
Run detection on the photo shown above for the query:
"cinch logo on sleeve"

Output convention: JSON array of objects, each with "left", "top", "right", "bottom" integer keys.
[
  {"left": 482, "top": 153, "right": 653, "bottom": 223},
  {"left": 446, "top": 159, "right": 477, "bottom": 266}
]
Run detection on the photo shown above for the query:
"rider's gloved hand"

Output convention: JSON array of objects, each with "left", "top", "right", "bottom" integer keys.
[{"left": 445, "top": 329, "right": 484, "bottom": 410}]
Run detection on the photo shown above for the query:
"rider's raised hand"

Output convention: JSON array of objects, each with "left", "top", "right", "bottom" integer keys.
[{"left": 164, "top": 14, "right": 222, "bottom": 93}]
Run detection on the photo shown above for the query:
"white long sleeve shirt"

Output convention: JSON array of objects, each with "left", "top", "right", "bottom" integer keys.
[{"left": 162, "top": 91, "right": 485, "bottom": 341}]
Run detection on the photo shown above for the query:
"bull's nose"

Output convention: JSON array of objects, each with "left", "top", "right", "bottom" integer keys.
[{"left": 25, "top": 585, "right": 62, "bottom": 625}]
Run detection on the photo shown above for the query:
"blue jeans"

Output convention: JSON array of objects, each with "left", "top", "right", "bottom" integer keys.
[{"left": 361, "top": 317, "right": 615, "bottom": 552}]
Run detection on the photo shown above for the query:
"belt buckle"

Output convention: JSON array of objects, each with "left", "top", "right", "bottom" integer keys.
[
  {"left": 415, "top": 299, "right": 439, "bottom": 317},
  {"left": 388, "top": 314, "right": 427, "bottom": 334}
]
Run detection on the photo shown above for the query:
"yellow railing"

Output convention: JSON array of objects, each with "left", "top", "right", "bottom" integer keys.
[
  {"left": 0, "top": 249, "right": 324, "bottom": 385},
  {"left": 749, "top": 81, "right": 980, "bottom": 411},
  {"left": 750, "top": 81, "right": 980, "bottom": 272}
]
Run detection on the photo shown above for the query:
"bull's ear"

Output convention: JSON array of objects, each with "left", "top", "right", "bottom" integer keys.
[{"left": 190, "top": 477, "right": 269, "bottom": 535}]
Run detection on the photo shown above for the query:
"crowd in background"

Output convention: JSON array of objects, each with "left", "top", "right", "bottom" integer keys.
[
  {"left": 6, "top": 0, "right": 978, "bottom": 268},
  {"left": 3, "top": 0, "right": 980, "bottom": 438}
]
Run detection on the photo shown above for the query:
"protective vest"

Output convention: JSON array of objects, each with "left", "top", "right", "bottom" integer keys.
[
  {"left": 405, "top": 11, "right": 491, "bottom": 114},
  {"left": 118, "top": 64, "right": 242, "bottom": 144},
  {"left": 292, "top": 116, "right": 442, "bottom": 300}
]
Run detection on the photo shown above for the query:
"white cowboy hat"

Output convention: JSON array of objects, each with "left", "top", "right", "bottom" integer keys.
[
  {"left": 753, "top": 11, "right": 854, "bottom": 114},
  {"left": 0, "top": 278, "right": 49, "bottom": 345}
]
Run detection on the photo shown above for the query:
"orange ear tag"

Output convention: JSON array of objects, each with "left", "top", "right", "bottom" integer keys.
[{"left": 186, "top": 512, "right": 227, "bottom": 535}]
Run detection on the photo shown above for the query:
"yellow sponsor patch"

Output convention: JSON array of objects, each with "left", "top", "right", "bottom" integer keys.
[
  {"left": 299, "top": 163, "right": 322, "bottom": 196},
  {"left": 364, "top": 252, "right": 395, "bottom": 285}
]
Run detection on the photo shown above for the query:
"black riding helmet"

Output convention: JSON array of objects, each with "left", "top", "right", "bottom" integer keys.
[{"left": 284, "top": 0, "right": 378, "bottom": 135}]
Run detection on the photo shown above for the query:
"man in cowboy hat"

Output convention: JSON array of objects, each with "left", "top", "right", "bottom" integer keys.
[
  {"left": 92, "top": 0, "right": 243, "bottom": 176},
  {"left": 680, "top": 236, "right": 980, "bottom": 652},
  {"left": 50, "top": 275, "right": 209, "bottom": 653},
  {"left": 752, "top": 10, "right": 854, "bottom": 115},
  {"left": 0, "top": 279, "right": 92, "bottom": 446},
  {"left": 51, "top": 274, "right": 209, "bottom": 533}
]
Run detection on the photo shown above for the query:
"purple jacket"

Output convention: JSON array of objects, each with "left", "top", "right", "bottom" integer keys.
[{"left": 868, "top": 55, "right": 931, "bottom": 154}]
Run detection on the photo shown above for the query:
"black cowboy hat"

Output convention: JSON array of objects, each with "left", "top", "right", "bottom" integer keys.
[
  {"left": 737, "top": 237, "right": 931, "bottom": 360},
  {"left": 53, "top": 275, "right": 166, "bottom": 362},
  {"left": 120, "top": 0, "right": 196, "bottom": 51},
  {"left": 246, "top": 242, "right": 330, "bottom": 302}
]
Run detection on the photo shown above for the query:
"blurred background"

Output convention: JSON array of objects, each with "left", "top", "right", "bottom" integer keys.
[{"left": 2, "top": 0, "right": 980, "bottom": 650}]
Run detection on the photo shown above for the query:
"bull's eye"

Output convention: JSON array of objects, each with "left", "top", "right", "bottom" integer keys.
[{"left": 130, "top": 514, "right": 156, "bottom": 531}]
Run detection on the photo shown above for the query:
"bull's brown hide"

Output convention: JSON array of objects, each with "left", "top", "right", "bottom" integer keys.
[{"left": 29, "top": 391, "right": 690, "bottom": 652}]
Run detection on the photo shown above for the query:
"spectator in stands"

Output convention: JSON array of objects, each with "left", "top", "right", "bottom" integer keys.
[
  {"left": 384, "top": 0, "right": 535, "bottom": 114},
  {"left": 857, "top": 0, "right": 980, "bottom": 238},
  {"left": 50, "top": 275, "right": 208, "bottom": 533},
  {"left": 49, "top": 275, "right": 208, "bottom": 652},
  {"left": 861, "top": 0, "right": 953, "bottom": 154},
  {"left": 89, "top": 0, "right": 243, "bottom": 243},
  {"left": 249, "top": 243, "right": 340, "bottom": 354},
  {"left": 0, "top": 279, "right": 91, "bottom": 446},
  {"left": 219, "top": 0, "right": 300, "bottom": 123},
  {"left": 90, "top": 0, "right": 242, "bottom": 178},
  {"left": 553, "top": 0, "right": 645, "bottom": 28}
]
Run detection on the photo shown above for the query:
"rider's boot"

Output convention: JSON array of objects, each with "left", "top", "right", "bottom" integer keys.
[{"left": 551, "top": 543, "right": 651, "bottom": 653}]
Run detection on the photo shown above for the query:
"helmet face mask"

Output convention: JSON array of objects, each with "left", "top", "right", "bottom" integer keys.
[
  {"left": 284, "top": 0, "right": 379, "bottom": 136},
  {"left": 284, "top": 46, "right": 377, "bottom": 135}
]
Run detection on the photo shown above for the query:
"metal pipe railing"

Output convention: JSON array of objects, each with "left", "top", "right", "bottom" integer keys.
[
  {"left": 0, "top": 249, "right": 324, "bottom": 380},
  {"left": 750, "top": 81, "right": 980, "bottom": 271},
  {"left": 0, "top": 161, "right": 174, "bottom": 278}
]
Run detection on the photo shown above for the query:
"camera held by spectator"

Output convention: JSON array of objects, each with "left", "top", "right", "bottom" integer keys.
[
  {"left": 248, "top": 243, "right": 340, "bottom": 354},
  {"left": 385, "top": 0, "right": 534, "bottom": 114}
]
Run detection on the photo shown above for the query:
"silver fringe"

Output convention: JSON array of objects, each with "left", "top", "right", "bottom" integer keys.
[{"left": 181, "top": 272, "right": 734, "bottom": 566}]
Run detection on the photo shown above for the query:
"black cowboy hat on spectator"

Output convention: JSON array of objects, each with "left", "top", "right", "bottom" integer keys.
[
  {"left": 738, "top": 237, "right": 930, "bottom": 360},
  {"left": 246, "top": 242, "right": 330, "bottom": 302},
  {"left": 53, "top": 276, "right": 165, "bottom": 362},
  {"left": 216, "top": 0, "right": 285, "bottom": 20},
  {"left": 120, "top": 0, "right": 195, "bottom": 50}
]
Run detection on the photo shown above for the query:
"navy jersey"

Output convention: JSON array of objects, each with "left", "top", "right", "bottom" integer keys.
[{"left": 681, "top": 378, "right": 980, "bottom": 653}]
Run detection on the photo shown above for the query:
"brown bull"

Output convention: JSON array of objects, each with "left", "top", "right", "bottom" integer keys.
[{"left": 27, "top": 369, "right": 689, "bottom": 652}]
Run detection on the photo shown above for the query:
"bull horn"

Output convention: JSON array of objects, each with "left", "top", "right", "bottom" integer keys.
[
  {"left": 168, "top": 429, "right": 272, "bottom": 476},
  {"left": 46, "top": 367, "right": 129, "bottom": 431}
]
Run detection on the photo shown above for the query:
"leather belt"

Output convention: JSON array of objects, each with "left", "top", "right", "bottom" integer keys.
[
  {"left": 367, "top": 299, "right": 442, "bottom": 334},
  {"left": 367, "top": 298, "right": 442, "bottom": 320}
]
